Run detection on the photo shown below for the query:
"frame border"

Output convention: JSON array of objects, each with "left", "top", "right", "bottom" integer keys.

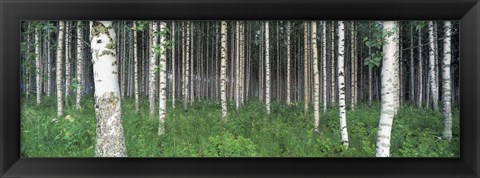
[{"left": 1, "top": 0, "right": 479, "bottom": 177}]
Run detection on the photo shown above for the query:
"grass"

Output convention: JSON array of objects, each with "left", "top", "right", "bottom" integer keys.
[{"left": 20, "top": 95, "right": 460, "bottom": 157}]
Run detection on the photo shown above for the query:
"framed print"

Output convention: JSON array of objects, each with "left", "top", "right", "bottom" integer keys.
[{"left": 1, "top": 0, "right": 479, "bottom": 177}]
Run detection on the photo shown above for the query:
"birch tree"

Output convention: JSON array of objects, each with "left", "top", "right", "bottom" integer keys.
[
  {"left": 428, "top": 21, "right": 439, "bottom": 111},
  {"left": 35, "top": 26, "right": 41, "bottom": 104},
  {"left": 322, "top": 21, "right": 327, "bottom": 113},
  {"left": 158, "top": 21, "right": 167, "bottom": 135},
  {"left": 90, "top": 21, "right": 127, "bottom": 157},
  {"left": 171, "top": 22, "right": 176, "bottom": 109},
  {"left": 337, "top": 21, "right": 349, "bottom": 147},
  {"left": 133, "top": 21, "right": 140, "bottom": 113},
  {"left": 149, "top": 21, "right": 158, "bottom": 117},
  {"left": 442, "top": 21, "right": 453, "bottom": 141},
  {"left": 286, "top": 21, "right": 291, "bottom": 105},
  {"left": 303, "top": 22, "right": 309, "bottom": 119},
  {"left": 76, "top": 21, "right": 83, "bottom": 110},
  {"left": 311, "top": 21, "right": 320, "bottom": 133},
  {"left": 65, "top": 22, "right": 71, "bottom": 99},
  {"left": 220, "top": 21, "right": 228, "bottom": 119},
  {"left": 265, "top": 22, "right": 271, "bottom": 114},
  {"left": 56, "top": 21, "right": 65, "bottom": 117},
  {"left": 376, "top": 21, "right": 399, "bottom": 157}
]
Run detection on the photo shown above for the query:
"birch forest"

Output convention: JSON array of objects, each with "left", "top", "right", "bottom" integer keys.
[{"left": 21, "top": 21, "right": 459, "bottom": 157}]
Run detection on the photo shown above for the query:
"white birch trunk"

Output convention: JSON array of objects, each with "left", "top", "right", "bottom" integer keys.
[
  {"left": 158, "top": 22, "right": 167, "bottom": 135},
  {"left": 235, "top": 21, "right": 240, "bottom": 110},
  {"left": 76, "top": 21, "right": 83, "bottom": 110},
  {"left": 56, "top": 21, "right": 65, "bottom": 117},
  {"left": 134, "top": 22, "right": 140, "bottom": 113},
  {"left": 185, "top": 21, "right": 191, "bottom": 109},
  {"left": 35, "top": 27, "right": 41, "bottom": 104},
  {"left": 47, "top": 28, "right": 52, "bottom": 97},
  {"left": 149, "top": 21, "right": 159, "bottom": 117},
  {"left": 337, "top": 21, "right": 349, "bottom": 147},
  {"left": 312, "top": 21, "right": 320, "bottom": 133},
  {"left": 304, "top": 22, "right": 309, "bottom": 119},
  {"left": 286, "top": 22, "right": 291, "bottom": 105},
  {"left": 442, "top": 21, "right": 453, "bottom": 140},
  {"left": 90, "top": 21, "right": 127, "bottom": 157},
  {"left": 428, "top": 21, "right": 439, "bottom": 111},
  {"left": 172, "top": 22, "right": 176, "bottom": 109},
  {"left": 350, "top": 22, "right": 356, "bottom": 110},
  {"left": 376, "top": 21, "right": 399, "bottom": 157},
  {"left": 322, "top": 21, "right": 327, "bottom": 113},
  {"left": 65, "top": 22, "right": 71, "bottom": 99},
  {"left": 265, "top": 22, "right": 271, "bottom": 114},
  {"left": 418, "top": 28, "right": 423, "bottom": 107},
  {"left": 220, "top": 21, "right": 228, "bottom": 119}
]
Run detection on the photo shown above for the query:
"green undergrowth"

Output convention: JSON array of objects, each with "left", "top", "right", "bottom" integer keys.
[{"left": 21, "top": 95, "right": 459, "bottom": 157}]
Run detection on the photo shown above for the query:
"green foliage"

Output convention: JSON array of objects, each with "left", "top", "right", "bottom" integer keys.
[
  {"left": 132, "top": 21, "right": 148, "bottom": 31},
  {"left": 414, "top": 21, "right": 428, "bottom": 31},
  {"left": 21, "top": 97, "right": 459, "bottom": 157}
]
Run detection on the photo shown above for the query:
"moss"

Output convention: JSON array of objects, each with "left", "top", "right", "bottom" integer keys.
[{"left": 100, "top": 50, "right": 115, "bottom": 57}]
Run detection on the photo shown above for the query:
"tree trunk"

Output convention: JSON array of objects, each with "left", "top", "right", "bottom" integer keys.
[
  {"left": 220, "top": 21, "right": 228, "bottom": 120},
  {"left": 311, "top": 21, "right": 320, "bottom": 133},
  {"left": 338, "top": 21, "right": 349, "bottom": 147},
  {"left": 376, "top": 21, "right": 399, "bottom": 157},
  {"left": 235, "top": 22, "right": 240, "bottom": 110},
  {"left": 265, "top": 22, "right": 271, "bottom": 114},
  {"left": 410, "top": 22, "right": 415, "bottom": 102},
  {"left": 90, "top": 21, "right": 127, "bottom": 157},
  {"left": 171, "top": 22, "right": 176, "bottom": 108},
  {"left": 322, "top": 21, "right": 327, "bottom": 113},
  {"left": 184, "top": 22, "right": 191, "bottom": 111},
  {"left": 418, "top": 27, "right": 423, "bottom": 107},
  {"left": 158, "top": 22, "right": 167, "bottom": 135},
  {"left": 149, "top": 22, "right": 158, "bottom": 117},
  {"left": 286, "top": 22, "right": 291, "bottom": 105},
  {"left": 65, "top": 22, "right": 71, "bottom": 100},
  {"left": 35, "top": 27, "right": 42, "bottom": 104},
  {"left": 133, "top": 22, "right": 140, "bottom": 113},
  {"left": 56, "top": 21, "right": 65, "bottom": 117},
  {"left": 428, "top": 21, "right": 439, "bottom": 111},
  {"left": 76, "top": 21, "right": 84, "bottom": 110},
  {"left": 442, "top": 21, "right": 453, "bottom": 140},
  {"left": 304, "top": 22, "right": 309, "bottom": 120}
]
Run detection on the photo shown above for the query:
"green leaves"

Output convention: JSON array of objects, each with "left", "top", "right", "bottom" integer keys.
[
  {"left": 132, "top": 21, "right": 148, "bottom": 31},
  {"left": 414, "top": 21, "right": 427, "bottom": 31},
  {"left": 363, "top": 52, "right": 382, "bottom": 69}
]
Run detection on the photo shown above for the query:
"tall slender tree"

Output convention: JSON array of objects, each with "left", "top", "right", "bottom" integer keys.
[
  {"left": 56, "top": 21, "right": 65, "bottom": 117},
  {"left": 286, "top": 22, "right": 291, "bottom": 105},
  {"left": 428, "top": 21, "right": 439, "bottom": 111},
  {"left": 172, "top": 22, "right": 176, "bottom": 109},
  {"left": 220, "top": 21, "right": 228, "bottom": 120},
  {"left": 376, "top": 21, "right": 399, "bottom": 157},
  {"left": 149, "top": 21, "right": 159, "bottom": 117},
  {"left": 304, "top": 22, "right": 309, "bottom": 120},
  {"left": 312, "top": 21, "right": 320, "bottom": 133},
  {"left": 133, "top": 21, "right": 140, "bottom": 113},
  {"left": 265, "top": 22, "right": 271, "bottom": 114},
  {"left": 158, "top": 21, "right": 167, "bottom": 135},
  {"left": 35, "top": 26, "right": 41, "bottom": 104},
  {"left": 442, "top": 21, "right": 453, "bottom": 141},
  {"left": 75, "top": 21, "right": 83, "bottom": 110},
  {"left": 322, "top": 21, "right": 327, "bottom": 113},
  {"left": 90, "top": 21, "right": 127, "bottom": 157},
  {"left": 338, "top": 21, "right": 349, "bottom": 147}
]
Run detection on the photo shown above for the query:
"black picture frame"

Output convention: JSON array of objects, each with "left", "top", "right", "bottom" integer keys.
[{"left": 1, "top": 0, "right": 479, "bottom": 177}]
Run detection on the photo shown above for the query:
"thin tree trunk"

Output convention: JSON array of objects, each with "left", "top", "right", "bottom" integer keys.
[
  {"left": 410, "top": 22, "right": 415, "bottom": 102},
  {"left": 133, "top": 21, "right": 140, "bottom": 113},
  {"left": 311, "top": 21, "right": 320, "bottom": 133},
  {"left": 220, "top": 21, "right": 228, "bottom": 120},
  {"left": 75, "top": 21, "right": 83, "bottom": 110},
  {"left": 286, "top": 21, "right": 291, "bottom": 105},
  {"left": 418, "top": 27, "right": 423, "bottom": 107},
  {"left": 304, "top": 22, "right": 309, "bottom": 120},
  {"left": 172, "top": 22, "right": 176, "bottom": 108},
  {"left": 65, "top": 22, "right": 71, "bottom": 100},
  {"left": 265, "top": 22, "right": 271, "bottom": 114},
  {"left": 56, "top": 21, "right": 65, "bottom": 117},
  {"left": 158, "top": 22, "right": 167, "bottom": 135},
  {"left": 322, "top": 21, "right": 327, "bottom": 113},
  {"left": 35, "top": 27, "right": 41, "bottom": 104},
  {"left": 428, "top": 21, "right": 439, "bottom": 111},
  {"left": 149, "top": 21, "right": 158, "bottom": 117},
  {"left": 442, "top": 21, "right": 453, "bottom": 141},
  {"left": 338, "top": 21, "right": 349, "bottom": 147}
]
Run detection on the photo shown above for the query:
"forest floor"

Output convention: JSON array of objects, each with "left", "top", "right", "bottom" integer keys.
[{"left": 21, "top": 96, "right": 459, "bottom": 157}]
